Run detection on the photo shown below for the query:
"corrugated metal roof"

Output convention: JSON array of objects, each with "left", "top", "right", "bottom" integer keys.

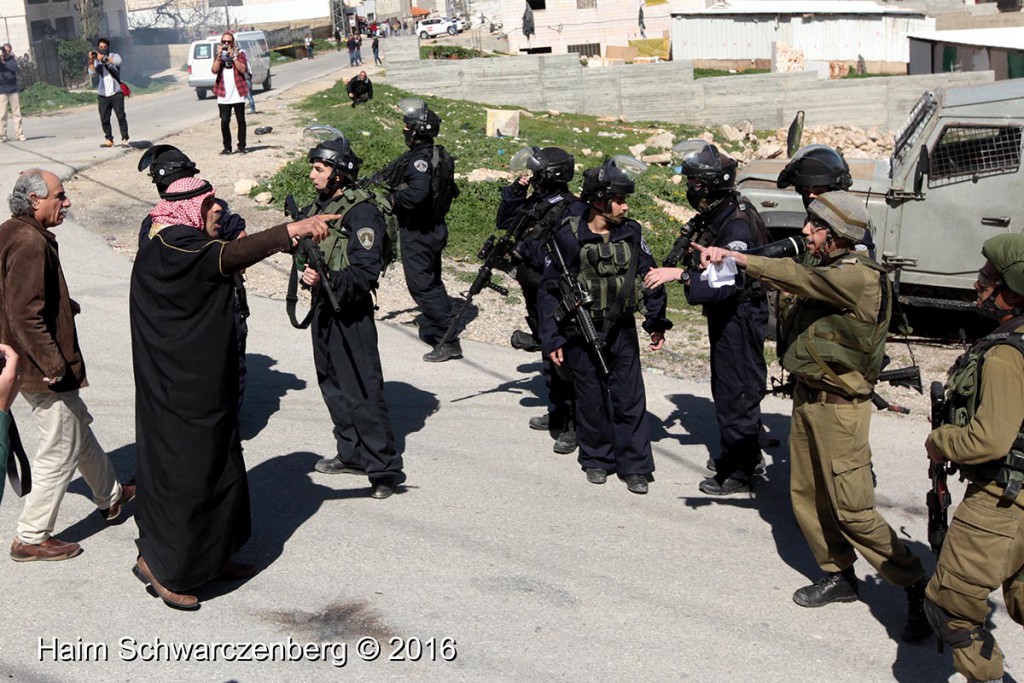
[
  {"left": 672, "top": 1, "right": 924, "bottom": 17},
  {"left": 906, "top": 27, "right": 1024, "bottom": 51}
]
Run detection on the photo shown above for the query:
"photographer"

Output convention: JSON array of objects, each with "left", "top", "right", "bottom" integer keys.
[
  {"left": 1, "top": 43, "right": 25, "bottom": 143},
  {"left": 0, "top": 343, "right": 22, "bottom": 504},
  {"left": 87, "top": 38, "right": 129, "bottom": 148},
  {"left": 211, "top": 32, "right": 249, "bottom": 155}
]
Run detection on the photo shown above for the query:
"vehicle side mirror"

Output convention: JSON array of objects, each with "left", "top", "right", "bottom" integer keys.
[
  {"left": 913, "top": 146, "right": 929, "bottom": 196},
  {"left": 786, "top": 111, "right": 805, "bottom": 158}
]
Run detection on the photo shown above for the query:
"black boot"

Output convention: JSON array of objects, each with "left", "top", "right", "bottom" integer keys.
[
  {"left": 793, "top": 566, "right": 859, "bottom": 607},
  {"left": 553, "top": 421, "right": 577, "bottom": 454},
  {"left": 901, "top": 577, "right": 933, "bottom": 643}
]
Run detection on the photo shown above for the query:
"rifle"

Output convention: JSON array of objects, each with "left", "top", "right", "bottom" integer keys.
[
  {"left": 284, "top": 194, "right": 341, "bottom": 317},
  {"left": 434, "top": 208, "right": 531, "bottom": 348},
  {"left": 662, "top": 217, "right": 702, "bottom": 268},
  {"left": 869, "top": 365, "right": 923, "bottom": 415},
  {"left": 927, "top": 380, "right": 956, "bottom": 555},
  {"left": 543, "top": 229, "right": 610, "bottom": 377}
]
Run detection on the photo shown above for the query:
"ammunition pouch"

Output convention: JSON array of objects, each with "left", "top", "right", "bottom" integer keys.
[{"left": 577, "top": 240, "right": 644, "bottom": 326}]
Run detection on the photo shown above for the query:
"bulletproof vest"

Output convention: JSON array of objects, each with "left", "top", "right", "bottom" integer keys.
[
  {"left": 523, "top": 191, "right": 576, "bottom": 240},
  {"left": 694, "top": 195, "right": 769, "bottom": 301},
  {"left": 303, "top": 187, "right": 397, "bottom": 272},
  {"left": 942, "top": 324, "right": 1024, "bottom": 500},
  {"left": 429, "top": 145, "right": 459, "bottom": 224},
  {"left": 576, "top": 227, "right": 645, "bottom": 325},
  {"left": 780, "top": 251, "right": 890, "bottom": 391}
]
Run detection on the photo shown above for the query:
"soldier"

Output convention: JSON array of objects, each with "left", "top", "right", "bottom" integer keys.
[
  {"left": 389, "top": 98, "right": 461, "bottom": 363},
  {"left": 299, "top": 128, "right": 405, "bottom": 500},
  {"left": 537, "top": 157, "right": 671, "bottom": 494},
  {"left": 645, "top": 140, "right": 769, "bottom": 495},
  {"left": 923, "top": 234, "right": 1024, "bottom": 683},
  {"left": 694, "top": 191, "right": 930, "bottom": 642},
  {"left": 499, "top": 146, "right": 586, "bottom": 454}
]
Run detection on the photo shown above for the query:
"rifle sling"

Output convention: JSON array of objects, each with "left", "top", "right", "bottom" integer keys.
[{"left": 286, "top": 259, "right": 315, "bottom": 329}]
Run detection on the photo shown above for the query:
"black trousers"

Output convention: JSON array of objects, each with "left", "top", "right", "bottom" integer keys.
[
  {"left": 519, "top": 265, "right": 575, "bottom": 423},
  {"left": 400, "top": 223, "right": 455, "bottom": 342},
  {"left": 97, "top": 92, "right": 128, "bottom": 141},
  {"left": 707, "top": 300, "right": 768, "bottom": 480},
  {"left": 218, "top": 102, "right": 246, "bottom": 150},
  {"left": 567, "top": 322, "right": 654, "bottom": 477},
  {"left": 312, "top": 300, "right": 403, "bottom": 485}
]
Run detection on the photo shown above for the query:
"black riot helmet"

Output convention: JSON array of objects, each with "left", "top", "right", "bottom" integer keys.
[
  {"left": 509, "top": 146, "right": 575, "bottom": 189},
  {"left": 304, "top": 125, "right": 362, "bottom": 192},
  {"left": 580, "top": 156, "right": 647, "bottom": 203},
  {"left": 673, "top": 139, "right": 737, "bottom": 210},
  {"left": 398, "top": 97, "right": 442, "bottom": 145},
  {"left": 138, "top": 144, "right": 199, "bottom": 197},
  {"left": 776, "top": 144, "right": 852, "bottom": 191}
]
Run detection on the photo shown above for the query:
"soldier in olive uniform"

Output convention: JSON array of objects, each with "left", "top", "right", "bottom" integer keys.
[
  {"left": 924, "top": 234, "right": 1024, "bottom": 683},
  {"left": 694, "top": 191, "right": 930, "bottom": 642}
]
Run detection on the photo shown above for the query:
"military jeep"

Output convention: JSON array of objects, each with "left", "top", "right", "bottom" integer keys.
[{"left": 736, "top": 79, "right": 1024, "bottom": 311}]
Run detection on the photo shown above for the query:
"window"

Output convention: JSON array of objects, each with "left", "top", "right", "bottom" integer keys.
[
  {"left": 577, "top": 0, "right": 597, "bottom": 7},
  {"left": 567, "top": 42, "right": 601, "bottom": 58},
  {"left": 929, "top": 125, "right": 1022, "bottom": 188},
  {"left": 30, "top": 20, "right": 54, "bottom": 42},
  {"left": 527, "top": 0, "right": 546, "bottom": 9},
  {"left": 194, "top": 43, "right": 212, "bottom": 59},
  {"left": 520, "top": 47, "right": 552, "bottom": 54},
  {"left": 54, "top": 16, "right": 76, "bottom": 40}
]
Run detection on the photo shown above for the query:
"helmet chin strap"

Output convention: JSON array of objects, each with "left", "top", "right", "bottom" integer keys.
[
  {"left": 594, "top": 199, "right": 626, "bottom": 225},
  {"left": 980, "top": 284, "right": 1024, "bottom": 320}
]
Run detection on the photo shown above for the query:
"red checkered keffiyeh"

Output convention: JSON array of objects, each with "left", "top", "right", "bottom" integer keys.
[{"left": 149, "top": 178, "right": 215, "bottom": 229}]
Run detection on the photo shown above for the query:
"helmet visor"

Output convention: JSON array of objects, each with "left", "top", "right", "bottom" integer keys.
[
  {"left": 606, "top": 155, "right": 648, "bottom": 179},
  {"left": 671, "top": 140, "right": 722, "bottom": 174},
  {"left": 509, "top": 147, "right": 546, "bottom": 174},
  {"left": 397, "top": 97, "right": 428, "bottom": 120},
  {"left": 303, "top": 124, "right": 347, "bottom": 146}
]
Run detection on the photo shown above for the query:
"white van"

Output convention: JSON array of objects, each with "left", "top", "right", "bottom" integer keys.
[{"left": 187, "top": 30, "right": 271, "bottom": 100}]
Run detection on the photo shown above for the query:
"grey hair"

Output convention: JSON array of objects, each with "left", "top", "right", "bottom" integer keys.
[{"left": 9, "top": 170, "right": 49, "bottom": 217}]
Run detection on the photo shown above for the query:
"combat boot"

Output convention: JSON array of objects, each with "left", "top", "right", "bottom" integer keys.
[
  {"left": 793, "top": 566, "right": 859, "bottom": 607},
  {"left": 510, "top": 330, "right": 541, "bottom": 352},
  {"left": 553, "top": 422, "right": 577, "bottom": 454},
  {"left": 423, "top": 340, "right": 463, "bottom": 363},
  {"left": 698, "top": 475, "right": 752, "bottom": 496},
  {"left": 901, "top": 577, "right": 933, "bottom": 643}
]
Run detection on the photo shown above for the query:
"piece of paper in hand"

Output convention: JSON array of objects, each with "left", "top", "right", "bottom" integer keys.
[{"left": 699, "top": 258, "right": 738, "bottom": 288}]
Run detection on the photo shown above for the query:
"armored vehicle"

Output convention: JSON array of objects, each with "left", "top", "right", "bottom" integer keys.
[{"left": 737, "top": 79, "right": 1024, "bottom": 311}]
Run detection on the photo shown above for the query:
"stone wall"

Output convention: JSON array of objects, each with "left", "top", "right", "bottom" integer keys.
[{"left": 385, "top": 41, "right": 993, "bottom": 130}]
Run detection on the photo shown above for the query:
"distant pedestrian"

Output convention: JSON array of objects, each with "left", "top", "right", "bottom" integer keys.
[
  {"left": 0, "top": 43, "right": 25, "bottom": 143},
  {"left": 334, "top": 27, "right": 342, "bottom": 51},
  {"left": 372, "top": 36, "right": 382, "bottom": 65},
  {"left": 88, "top": 38, "right": 129, "bottom": 148},
  {"left": 347, "top": 35, "right": 357, "bottom": 67},
  {"left": 355, "top": 36, "right": 363, "bottom": 65},
  {"left": 346, "top": 71, "right": 373, "bottom": 107},
  {"left": 212, "top": 31, "right": 249, "bottom": 155}
]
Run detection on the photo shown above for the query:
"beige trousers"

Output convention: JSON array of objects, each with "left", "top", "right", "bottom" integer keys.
[
  {"left": 0, "top": 92, "right": 23, "bottom": 140},
  {"left": 16, "top": 390, "right": 121, "bottom": 544}
]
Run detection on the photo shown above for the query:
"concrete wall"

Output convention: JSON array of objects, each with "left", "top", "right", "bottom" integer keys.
[{"left": 386, "top": 47, "right": 993, "bottom": 130}]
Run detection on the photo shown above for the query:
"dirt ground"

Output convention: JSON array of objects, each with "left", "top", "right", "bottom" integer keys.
[{"left": 64, "top": 72, "right": 966, "bottom": 421}]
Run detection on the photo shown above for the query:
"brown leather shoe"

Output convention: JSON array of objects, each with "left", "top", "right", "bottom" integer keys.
[
  {"left": 99, "top": 482, "right": 136, "bottom": 522},
  {"left": 10, "top": 537, "right": 83, "bottom": 562},
  {"left": 133, "top": 556, "right": 200, "bottom": 610}
]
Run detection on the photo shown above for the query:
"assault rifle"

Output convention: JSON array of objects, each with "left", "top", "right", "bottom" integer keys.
[
  {"left": 434, "top": 209, "right": 531, "bottom": 348},
  {"left": 662, "top": 217, "right": 702, "bottom": 268},
  {"left": 869, "top": 365, "right": 923, "bottom": 415},
  {"left": 927, "top": 380, "right": 956, "bottom": 555},
  {"left": 284, "top": 194, "right": 341, "bottom": 317},
  {"left": 543, "top": 230, "right": 610, "bottom": 377}
]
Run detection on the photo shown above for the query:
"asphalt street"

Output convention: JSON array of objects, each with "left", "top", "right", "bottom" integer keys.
[{"left": 0, "top": 45, "right": 1017, "bottom": 683}]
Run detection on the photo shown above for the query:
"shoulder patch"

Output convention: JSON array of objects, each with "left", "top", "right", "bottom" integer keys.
[
  {"left": 413, "top": 159, "right": 429, "bottom": 173},
  {"left": 726, "top": 240, "right": 748, "bottom": 251},
  {"left": 356, "top": 227, "right": 375, "bottom": 250},
  {"left": 640, "top": 237, "right": 651, "bottom": 255}
]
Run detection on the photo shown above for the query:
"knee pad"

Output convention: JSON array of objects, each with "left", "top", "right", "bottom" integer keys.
[{"left": 923, "top": 597, "right": 994, "bottom": 659}]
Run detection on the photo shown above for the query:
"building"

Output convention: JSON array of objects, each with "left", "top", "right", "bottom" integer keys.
[
  {"left": 908, "top": 27, "right": 1024, "bottom": 79},
  {"left": 126, "top": 0, "right": 332, "bottom": 31},
  {"left": 1, "top": 0, "right": 129, "bottom": 55},
  {"left": 670, "top": 0, "right": 934, "bottom": 73},
  {"left": 497, "top": 0, "right": 685, "bottom": 57}
]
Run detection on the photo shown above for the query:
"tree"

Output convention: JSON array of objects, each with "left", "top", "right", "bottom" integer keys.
[{"left": 127, "top": 0, "right": 226, "bottom": 39}]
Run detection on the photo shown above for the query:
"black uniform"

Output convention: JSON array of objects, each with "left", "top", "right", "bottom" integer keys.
[
  {"left": 496, "top": 182, "right": 586, "bottom": 427},
  {"left": 391, "top": 141, "right": 455, "bottom": 344},
  {"left": 685, "top": 196, "right": 768, "bottom": 482},
  {"left": 308, "top": 198, "right": 404, "bottom": 487},
  {"left": 538, "top": 215, "right": 671, "bottom": 476}
]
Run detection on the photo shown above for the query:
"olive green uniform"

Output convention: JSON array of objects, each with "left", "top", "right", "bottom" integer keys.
[
  {"left": 925, "top": 319, "right": 1024, "bottom": 682},
  {"left": 746, "top": 250, "right": 925, "bottom": 587}
]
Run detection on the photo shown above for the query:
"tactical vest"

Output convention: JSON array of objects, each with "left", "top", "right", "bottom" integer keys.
[
  {"left": 302, "top": 187, "right": 397, "bottom": 273},
  {"left": 577, "top": 235, "right": 646, "bottom": 326},
  {"left": 942, "top": 325, "right": 1024, "bottom": 500},
  {"left": 780, "top": 251, "right": 890, "bottom": 392}
]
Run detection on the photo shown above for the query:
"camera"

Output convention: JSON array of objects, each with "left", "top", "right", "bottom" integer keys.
[
  {"left": 220, "top": 48, "right": 232, "bottom": 62},
  {"left": 89, "top": 50, "right": 98, "bottom": 59}
]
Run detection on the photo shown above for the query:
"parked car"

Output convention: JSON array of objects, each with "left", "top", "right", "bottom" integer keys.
[
  {"left": 417, "top": 17, "right": 457, "bottom": 39},
  {"left": 736, "top": 79, "right": 1024, "bottom": 312},
  {"left": 187, "top": 30, "right": 272, "bottom": 100}
]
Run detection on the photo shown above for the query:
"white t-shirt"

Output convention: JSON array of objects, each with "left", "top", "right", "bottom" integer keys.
[{"left": 217, "top": 54, "right": 245, "bottom": 105}]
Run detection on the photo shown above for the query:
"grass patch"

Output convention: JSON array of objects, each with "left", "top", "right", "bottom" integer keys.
[
  {"left": 259, "top": 81, "right": 731, "bottom": 264},
  {"left": 419, "top": 45, "right": 490, "bottom": 60},
  {"left": 694, "top": 68, "right": 770, "bottom": 79},
  {"left": 19, "top": 83, "right": 95, "bottom": 116}
]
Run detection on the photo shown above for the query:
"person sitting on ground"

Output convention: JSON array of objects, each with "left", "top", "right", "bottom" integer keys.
[{"left": 346, "top": 71, "right": 373, "bottom": 108}]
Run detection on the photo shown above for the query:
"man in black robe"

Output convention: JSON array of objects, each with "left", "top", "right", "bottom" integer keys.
[{"left": 129, "top": 176, "right": 331, "bottom": 610}]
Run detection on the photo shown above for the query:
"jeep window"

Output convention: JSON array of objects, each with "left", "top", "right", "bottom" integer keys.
[
  {"left": 929, "top": 125, "right": 1022, "bottom": 188},
  {"left": 891, "top": 91, "right": 937, "bottom": 178}
]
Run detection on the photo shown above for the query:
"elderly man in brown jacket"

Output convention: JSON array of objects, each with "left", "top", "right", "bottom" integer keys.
[{"left": 0, "top": 169, "right": 134, "bottom": 562}]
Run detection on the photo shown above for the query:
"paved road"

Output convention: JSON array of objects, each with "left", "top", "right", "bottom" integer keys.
[{"left": 0, "top": 47, "right": 1019, "bottom": 683}]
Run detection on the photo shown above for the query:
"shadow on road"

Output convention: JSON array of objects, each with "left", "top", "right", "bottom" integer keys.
[
  {"left": 240, "top": 352, "right": 307, "bottom": 440},
  {"left": 386, "top": 380, "right": 439, "bottom": 455}
]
